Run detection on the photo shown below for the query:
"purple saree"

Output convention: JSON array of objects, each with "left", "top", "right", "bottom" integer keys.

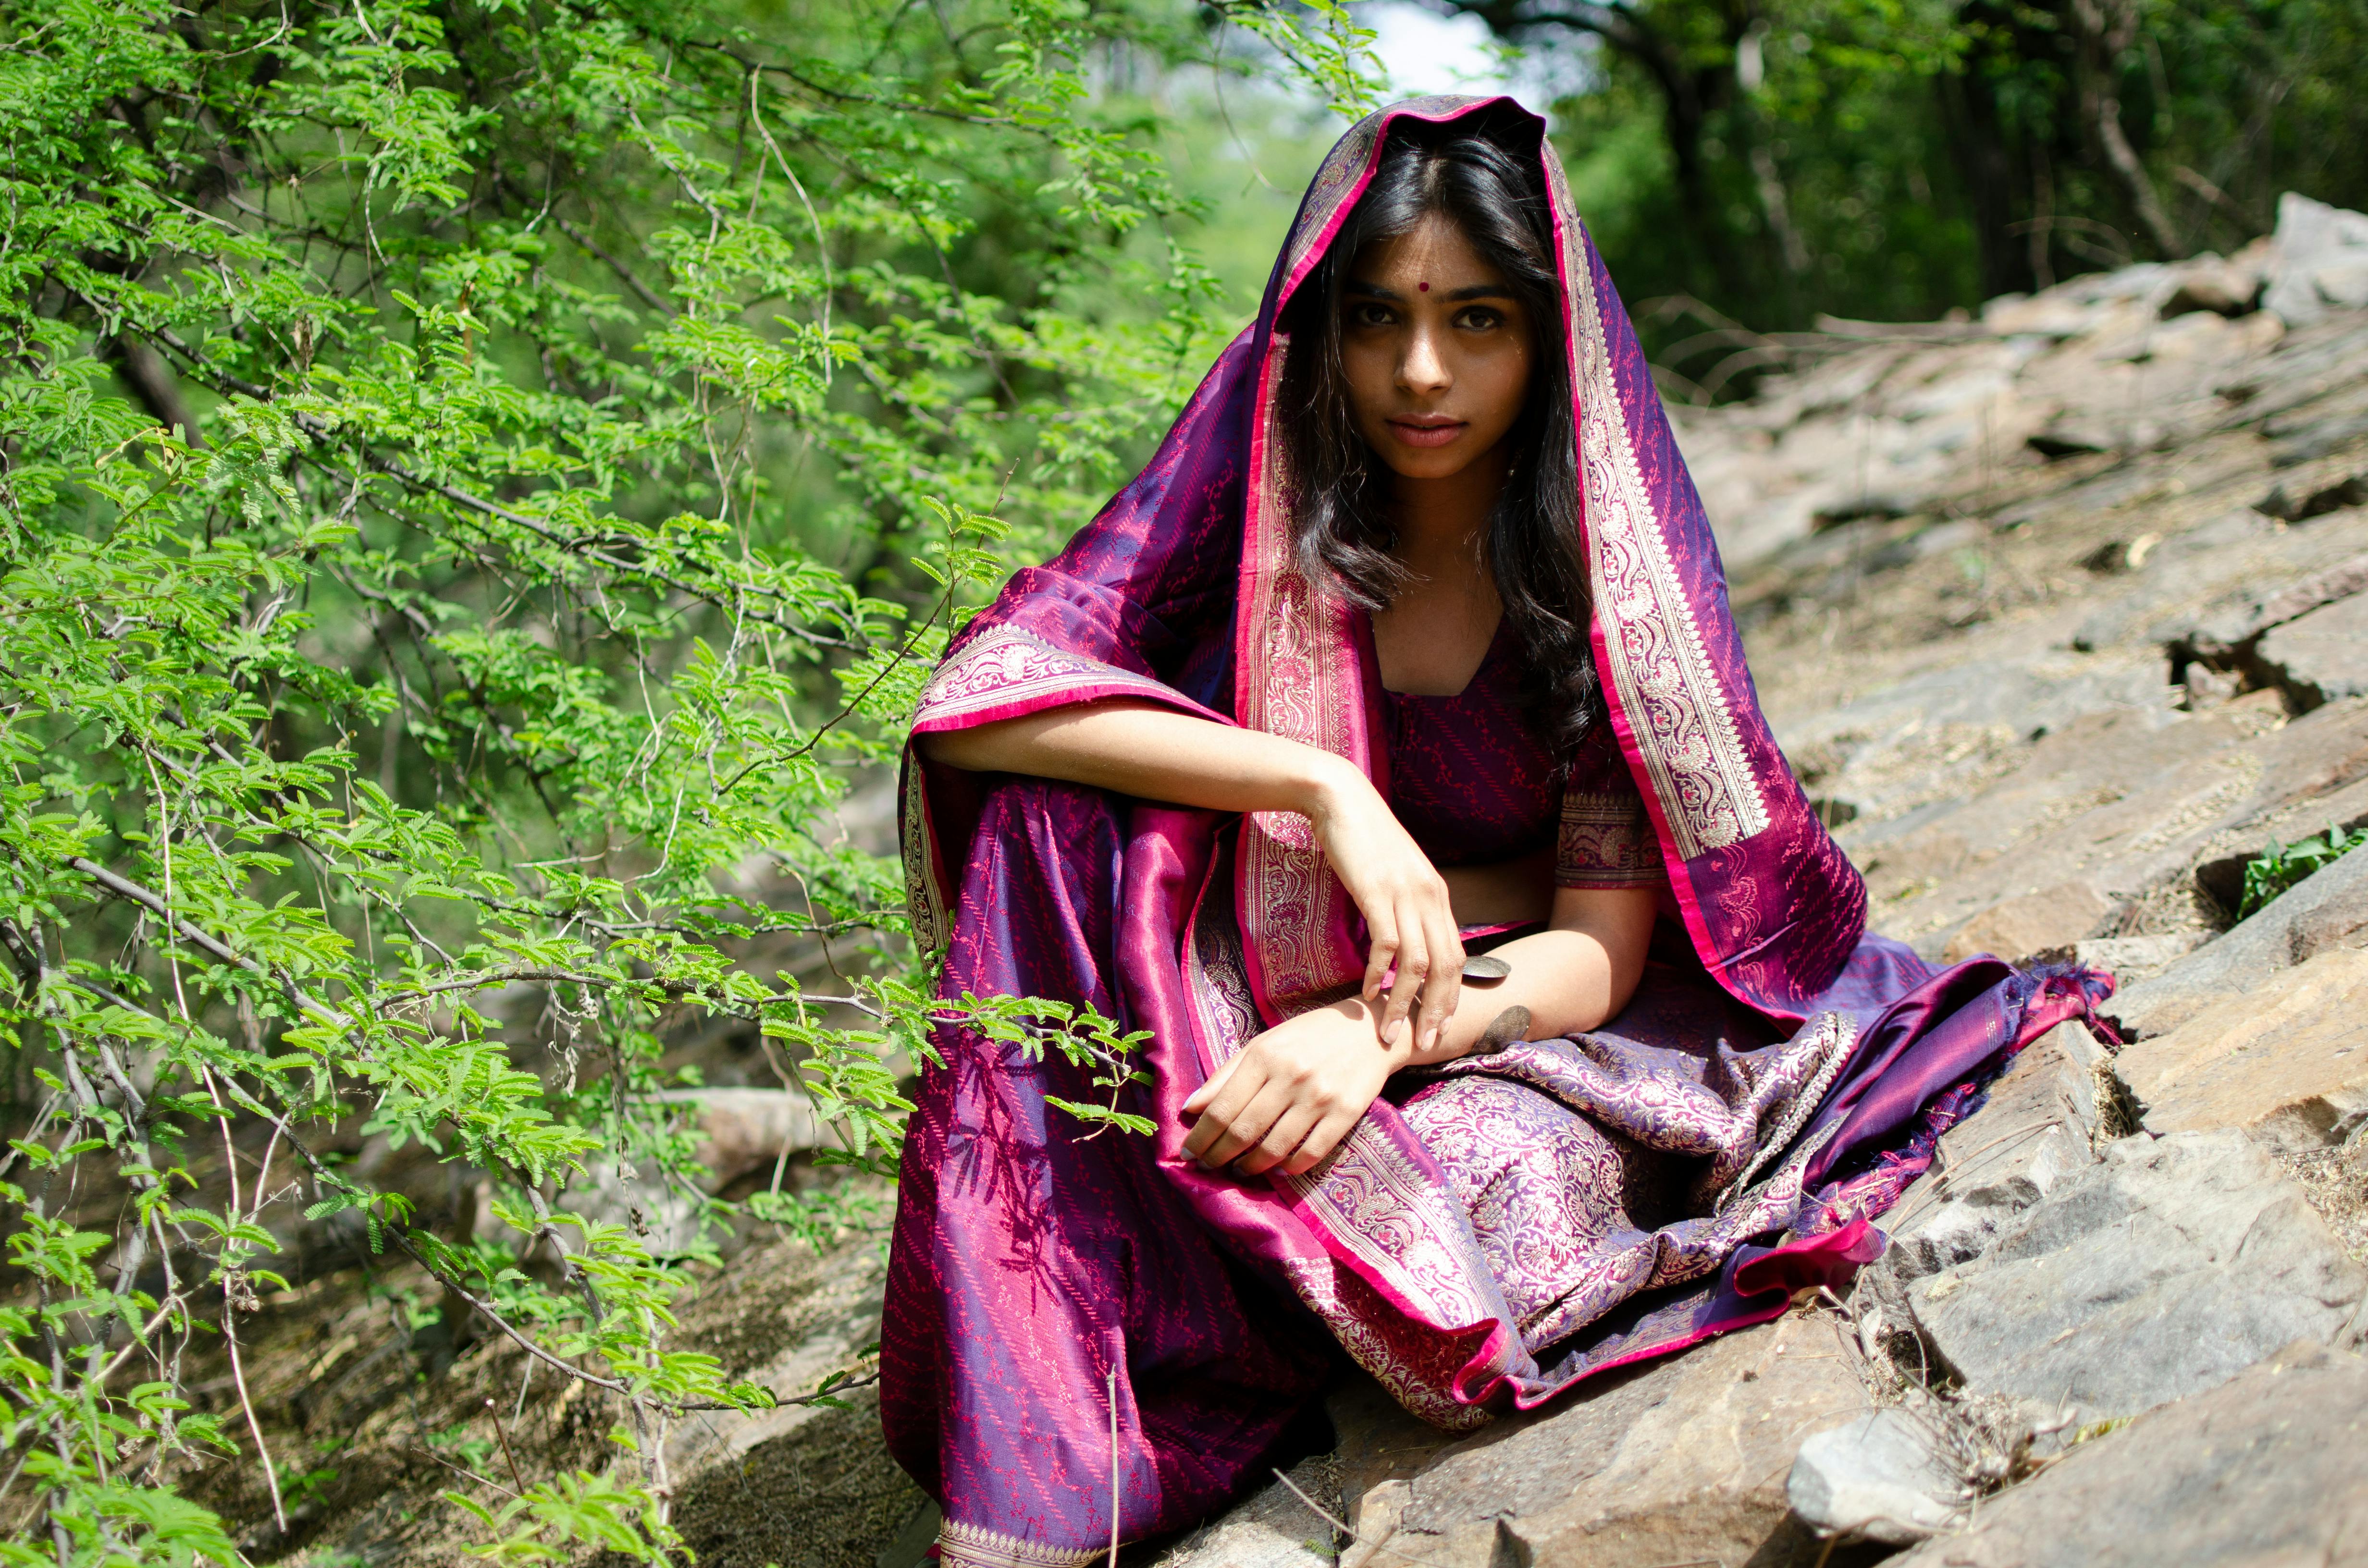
[{"left": 882, "top": 97, "right": 2110, "bottom": 1568}]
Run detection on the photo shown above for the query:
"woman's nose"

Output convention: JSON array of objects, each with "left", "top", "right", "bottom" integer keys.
[{"left": 1396, "top": 323, "right": 1451, "bottom": 397}]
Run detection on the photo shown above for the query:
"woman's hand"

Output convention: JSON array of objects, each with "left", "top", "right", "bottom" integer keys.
[
  {"left": 1306, "top": 760, "right": 1463, "bottom": 1053},
  {"left": 1179, "top": 998, "right": 1403, "bottom": 1177}
]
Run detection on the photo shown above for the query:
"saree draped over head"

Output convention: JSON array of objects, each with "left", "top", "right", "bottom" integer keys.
[{"left": 882, "top": 96, "right": 2109, "bottom": 1568}]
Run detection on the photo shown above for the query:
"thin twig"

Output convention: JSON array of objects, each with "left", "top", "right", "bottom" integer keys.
[
  {"left": 1269, "top": 1466, "right": 1450, "bottom": 1568},
  {"left": 485, "top": 1398, "right": 528, "bottom": 1496}
]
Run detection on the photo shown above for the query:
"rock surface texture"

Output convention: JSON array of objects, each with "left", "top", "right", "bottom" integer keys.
[{"left": 335, "top": 196, "right": 2368, "bottom": 1568}]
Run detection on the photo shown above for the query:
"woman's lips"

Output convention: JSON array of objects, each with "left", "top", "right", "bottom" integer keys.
[{"left": 1387, "top": 418, "right": 1467, "bottom": 449}]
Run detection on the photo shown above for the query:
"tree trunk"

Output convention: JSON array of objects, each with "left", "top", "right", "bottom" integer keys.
[{"left": 2069, "top": 0, "right": 2183, "bottom": 257}]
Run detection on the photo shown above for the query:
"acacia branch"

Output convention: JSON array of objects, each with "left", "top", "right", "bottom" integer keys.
[{"left": 64, "top": 855, "right": 349, "bottom": 1030}]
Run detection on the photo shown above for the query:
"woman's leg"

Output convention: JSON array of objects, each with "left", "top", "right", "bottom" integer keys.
[{"left": 881, "top": 777, "right": 1331, "bottom": 1567}]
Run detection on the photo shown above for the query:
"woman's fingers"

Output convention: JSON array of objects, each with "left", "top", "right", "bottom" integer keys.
[
  {"left": 1362, "top": 906, "right": 1399, "bottom": 1004},
  {"left": 1417, "top": 905, "right": 1464, "bottom": 1050},
  {"left": 1181, "top": 1052, "right": 1240, "bottom": 1119},
  {"left": 1195, "top": 1076, "right": 1296, "bottom": 1170},
  {"left": 1232, "top": 1101, "right": 1322, "bottom": 1177},
  {"left": 1377, "top": 900, "right": 1428, "bottom": 1046},
  {"left": 1180, "top": 1055, "right": 1251, "bottom": 1162},
  {"left": 1283, "top": 1105, "right": 1365, "bottom": 1176}
]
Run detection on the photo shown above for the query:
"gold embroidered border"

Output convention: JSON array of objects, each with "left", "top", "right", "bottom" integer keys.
[
  {"left": 1542, "top": 142, "right": 1768, "bottom": 860},
  {"left": 1554, "top": 790, "right": 1666, "bottom": 889},
  {"left": 900, "top": 757, "right": 946, "bottom": 956},
  {"left": 937, "top": 1519, "right": 1106, "bottom": 1568},
  {"left": 1278, "top": 1257, "right": 1492, "bottom": 1432},
  {"left": 1236, "top": 337, "right": 1365, "bottom": 1016},
  {"left": 914, "top": 626, "right": 1177, "bottom": 727}
]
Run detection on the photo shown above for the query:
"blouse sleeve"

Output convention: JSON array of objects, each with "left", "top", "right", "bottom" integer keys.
[{"left": 1555, "top": 721, "right": 1667, "bottom": 890}]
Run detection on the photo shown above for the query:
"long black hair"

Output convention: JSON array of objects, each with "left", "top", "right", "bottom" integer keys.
[{"left": 1276, "top": 121, "right": 1597, "bottom": 752}]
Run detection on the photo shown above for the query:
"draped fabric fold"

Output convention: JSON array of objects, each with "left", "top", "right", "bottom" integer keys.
[{"left": 883, "top": 94, "right": 2110, "bottom": 1568}]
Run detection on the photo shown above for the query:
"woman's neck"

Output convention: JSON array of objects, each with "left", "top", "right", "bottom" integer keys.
[
  {"left": 1368, "top": 446, "right": 1509, "bottom": 697},
  {"left": 1388, "top": 442, "right": 1507, "bottom": 591}
]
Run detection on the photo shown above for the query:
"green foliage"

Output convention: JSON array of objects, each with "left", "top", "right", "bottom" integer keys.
[
  {"left": 0, "top": 0, "right": 1378, "bottom": 1559},
  {"left": 2238, "top": 822, "right": 2368, "bottom": 919}
]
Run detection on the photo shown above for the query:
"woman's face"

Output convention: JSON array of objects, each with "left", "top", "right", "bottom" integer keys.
[{"left": 1337, "top": 214, "right": 1535, "bottom": 485}]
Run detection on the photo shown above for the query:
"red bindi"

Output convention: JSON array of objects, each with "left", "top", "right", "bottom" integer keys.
[{"left": 1418, "top": 282, "right": 1430, "bottom": 292}]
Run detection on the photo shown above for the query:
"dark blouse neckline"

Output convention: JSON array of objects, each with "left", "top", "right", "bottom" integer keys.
[{"left": 1377, "top": 614, "right": 1513, "bottom": 703}]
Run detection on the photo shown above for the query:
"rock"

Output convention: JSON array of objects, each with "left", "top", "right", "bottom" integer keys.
[
  {"left": 1150, "top": 1454, "right": 1339, "bottom": 1568},
  {"left": 2176, "top": 548, "right": 2368, "bottom": 665},
  {"left": 1872, "top": 1022, "right": 2111, "bottom": 1286},
  {"left": 1787, "top": 1408, "right": 1969, "bottom": 1545},
  {"left": 1942, "top": 882, "right": 2113, "bottom": 964},
  {"left": 1332, "top": 1312, "right": 1868, "bottom": 1568},
  {"left": 646, "top": 1087, "right": 826, "bottom": 1184},
  {"left": 2071, "top": 931, "right": 2208, "bottom": 980},
  {"left": 2258, "top": 592, "right": 2368, "bottom": 710},
  {"left": 2117, "top": 947, "right": 2368, "bottom": 1153},
  {"left": 2161, "top": 256, "right": 2262, "bottom": 318},
  {"left": 876, "top": 1502, "right": 941, "bottom": 1568},
  {"left": 2258, "top": 469, "right": 2368, "bottom": 521},
  {"left": 1903, "top": 1128, "right": 2366, "bottom": 1422},
  {"left": 2263, "top": 193, "right": 2368, "bottom": 329},
  {"left": 658, "top": 1236, "right": 889, "bottom": 1486},
  {"left": 1885, "top": 1339, "right": 2368, "bottom": 1568},
  {"left": 2111, "top": 839, "right": 2368, "bottom": 1037}
]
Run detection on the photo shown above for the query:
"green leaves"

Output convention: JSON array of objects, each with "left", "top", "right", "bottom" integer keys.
[
  {"left": 0, "top": 0, "right": 1345, "bottom": 1557},
  {"left": 2238, "top": 822, "right": 2368, "bottom": 919}
]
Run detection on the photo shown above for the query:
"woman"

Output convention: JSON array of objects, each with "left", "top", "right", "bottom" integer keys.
[{"left": 883, "top": 97, "right": 2104, "bottom": 1568}]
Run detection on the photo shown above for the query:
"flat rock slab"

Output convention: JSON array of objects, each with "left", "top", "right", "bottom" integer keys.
[
  {"left": 1941, "top": 881, "right": 2112, "bottom": 964},
  {"left": 1887, "top": 1339, "right": 2368, "bottom": 1567},
  {"left": 2119, "top": 946, "right": 2368, "bottom": 1151},
  {"left": 1904, "top": 1128, "right": 2365, "bottom": 1421},
  {"left": 2109, "top": 839, "right": 2368, "bottom": 1038},
  {"left": 2258, "top": 591, "right": 2368, "bottom": 710},
  {"left": 1333, "top": 1312, "right": 1869, "bottom": 1568},
  {"left": 1872, "top": 1022, "right": 2108, "bottom": 1284},
  {"left": 1150, "top": 1455, "right": 1339, "bottom": 1568}
]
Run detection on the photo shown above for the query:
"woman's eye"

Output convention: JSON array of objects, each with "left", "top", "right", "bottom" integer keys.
[
  {"left": 1456, "top": 307, "right": 1504, "bottom": 331},
  {"left": 1349, "top": 303, "right": 1394, "bottom": 328}
]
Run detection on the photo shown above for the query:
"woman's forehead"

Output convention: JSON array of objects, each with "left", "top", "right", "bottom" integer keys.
[{"left": 1346, "top": 220, "right": 1512, "bottom": 292}]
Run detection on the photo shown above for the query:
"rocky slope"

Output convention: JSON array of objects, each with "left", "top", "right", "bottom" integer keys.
[
  {"left": 1256, "top": 191, "right": 2368, "bottom": 1568},
  {"left": 284, "top": 196, "right": 2368, "bottom": 1568}
]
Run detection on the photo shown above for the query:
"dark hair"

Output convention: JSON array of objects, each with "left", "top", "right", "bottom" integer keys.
[{"left": 1276, "top": 123, "right": 1597, "bottom": 753}]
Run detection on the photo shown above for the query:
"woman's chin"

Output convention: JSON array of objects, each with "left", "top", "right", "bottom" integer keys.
[{"left": 1378, "top": 445, "right": 1487, "bottom": 482}]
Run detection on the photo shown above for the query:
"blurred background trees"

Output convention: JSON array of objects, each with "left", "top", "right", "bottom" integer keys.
[{"left": 1429, "top": 0, "right": 2368, "bottom": 343}]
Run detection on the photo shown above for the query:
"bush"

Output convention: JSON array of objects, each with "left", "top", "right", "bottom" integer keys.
[{"left": 0, "top": 2, "right": 1374, "bottom": 1558}]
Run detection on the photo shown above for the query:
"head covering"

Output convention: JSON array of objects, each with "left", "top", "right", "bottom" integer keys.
[{"left": 908, "top": 94, "right": 1868, "bottom": 1025}]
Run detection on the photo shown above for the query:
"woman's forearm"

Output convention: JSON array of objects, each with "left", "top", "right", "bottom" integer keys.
[
  {"left": 1404, "top": 887, "right": 1658, "bottom": 1065},
  {"left": 918, "top": 699, "right": 1364, "bottom": 820}
]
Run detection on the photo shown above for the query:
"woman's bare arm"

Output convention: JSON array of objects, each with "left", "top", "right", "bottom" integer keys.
[
  {"left": 1402, "top": 883, "right": 1657, "bottom": 1063},
  {"left": 1182, "top": 883, "right": 1658, "bottom": 1175},
  {"left": 921, "top": 698, "right": 1353, "bottom": 818},
  {"left": 920, "top": 699, "right": 1468, "bottom": 1048}
]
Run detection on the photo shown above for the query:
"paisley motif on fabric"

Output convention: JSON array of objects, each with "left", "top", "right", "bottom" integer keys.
[
  {"left": 1555, "top": 790, "right": 1665, "bottom": 888},
  {"left": 900, "top": 758, "right": 946, "bottom": 956},
  {"left": 1277, "top": 1256, "right": 1493, "bottom": 1431},
  {"left": 1540, "top": 141, "right": 1768, "bottom": 861},
  {"left": 914, "top": 625, "right": 1177, "bottom": 726},
  {"left": 1236, "top": 338, "right": 1369, "bottom": 1018}
]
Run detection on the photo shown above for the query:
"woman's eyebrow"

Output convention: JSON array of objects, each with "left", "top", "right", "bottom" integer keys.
[
  {"left": 1444, "top": 282, "right": 1515, "bottom": 302},
  {"left": 1343, "top": 277, "right": 1398, "bottom": 300}
]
